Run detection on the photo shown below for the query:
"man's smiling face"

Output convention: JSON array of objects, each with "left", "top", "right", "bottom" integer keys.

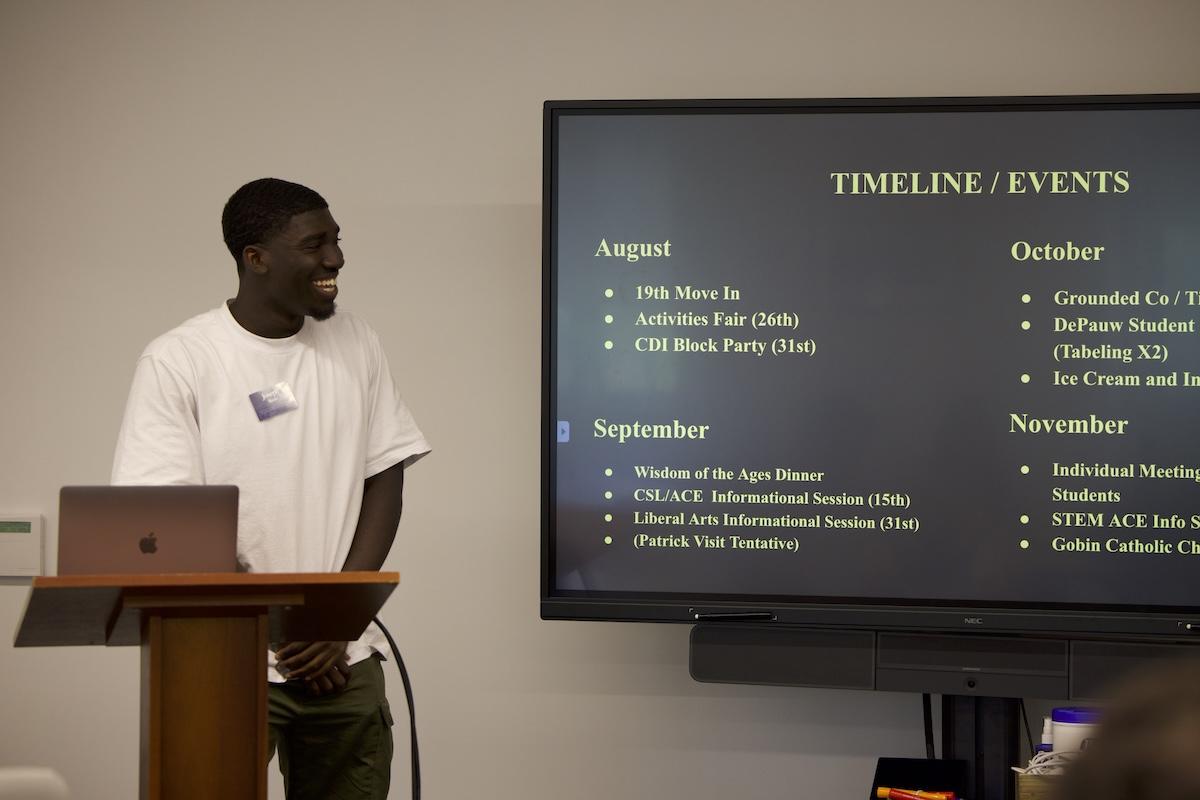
[{"left": 257, "top": 207, "right": 344, "bottom": 322}]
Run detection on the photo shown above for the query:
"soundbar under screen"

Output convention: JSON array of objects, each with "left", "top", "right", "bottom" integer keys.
[{"left": 546, "top": 98, "right": 1200, "bottom": 612}]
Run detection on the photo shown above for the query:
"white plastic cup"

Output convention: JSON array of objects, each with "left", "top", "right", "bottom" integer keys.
[{"left": 1051, "top": 707, "right": 1102, "bottom": 752}]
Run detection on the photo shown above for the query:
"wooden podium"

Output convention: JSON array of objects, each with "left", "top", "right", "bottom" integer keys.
[{"left": 14, "top": 571, "right": 398, "bottom": 800}]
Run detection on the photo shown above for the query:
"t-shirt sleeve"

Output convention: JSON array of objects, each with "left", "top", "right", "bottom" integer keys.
[
  {"left": 111, "top": 353, "right": 205, "bottom": 485},
  {"left": 365, "top": 332, "right": 431, "bottom": 478}
]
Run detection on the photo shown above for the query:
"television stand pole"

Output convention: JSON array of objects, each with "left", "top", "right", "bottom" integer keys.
[{"left": 941, "top": 695, "right": 1020, "bottom": 800}]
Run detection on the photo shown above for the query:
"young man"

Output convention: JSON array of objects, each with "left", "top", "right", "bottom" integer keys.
[{"left": 112, "top": 178, "right": 430, "bottom": 798}]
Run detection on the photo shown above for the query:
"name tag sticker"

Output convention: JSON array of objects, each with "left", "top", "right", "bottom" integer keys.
[{"left": 249, "top": 382, "right": 299, "bottom": 421}]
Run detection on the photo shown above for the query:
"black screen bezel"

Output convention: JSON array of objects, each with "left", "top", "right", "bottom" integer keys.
[{"left": 541, "top": 94, "right": 1200, "bottom": 639}]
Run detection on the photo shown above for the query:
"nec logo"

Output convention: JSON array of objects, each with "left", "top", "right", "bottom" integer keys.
[{"left": 963, "top": 617, "right": 984, "bottom": 625}]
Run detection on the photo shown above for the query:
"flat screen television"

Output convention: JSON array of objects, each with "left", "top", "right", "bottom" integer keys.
[{"left": 542, "top": 95, "right": 1200, "bottom": 643}]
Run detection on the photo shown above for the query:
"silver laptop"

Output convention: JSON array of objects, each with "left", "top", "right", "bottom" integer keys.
[{"left": 58, "top": 486, "right": 239, "bottom": 575}]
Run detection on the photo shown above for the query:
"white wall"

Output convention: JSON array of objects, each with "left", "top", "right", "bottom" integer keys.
[{"left": 1, "top": 1, "right": 1197, "bottom": 797}]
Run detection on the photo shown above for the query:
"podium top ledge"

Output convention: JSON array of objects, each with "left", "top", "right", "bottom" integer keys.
[
  {"left": 31, "top": 571, "right": 398, "bottom": 590},
  {"left": 16, "top": 572, "right": 399, "bottom": 647}
]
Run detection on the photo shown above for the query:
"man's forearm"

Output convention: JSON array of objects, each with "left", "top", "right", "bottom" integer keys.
[{"left": 342, "top": 461, "right": 406, "bottom": 571}]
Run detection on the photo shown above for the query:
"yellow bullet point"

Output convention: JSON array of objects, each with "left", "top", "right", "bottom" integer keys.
[
  {"left": 1020, "top": 540, "right": 1030, "bottom": 549},
  {"left": 1020, "top": 465, "right": 1030, "bottom": 475},
  {"left": 604, "top": 536, "right": 613, "bottom": 545},
  {"left": 1021, "top": 293, "right": 1031, "bottom": 304},
  {"left": 1021, "top": 320, "right": 1031, "bottom": 330},
  {"left": 1020, "top": 515, "right": 1029, "bottom": 524},
  {"left": 1020, "top": 374, "right": 1030, "bottom": 384},
  {"left": 604, "top": 340, "right": 613, "bottom": 350},
  {"left": 604, "top": 289, "right": 614, "bottom": 298}
]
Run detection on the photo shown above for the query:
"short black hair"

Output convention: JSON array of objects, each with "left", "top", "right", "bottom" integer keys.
[{"left": 221, "top": 178, "right": 328, "bottom": 273}]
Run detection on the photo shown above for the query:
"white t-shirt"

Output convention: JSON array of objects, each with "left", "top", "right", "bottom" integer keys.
[{"left": 112, "top": 302, "right": 430, "bottom": 681}]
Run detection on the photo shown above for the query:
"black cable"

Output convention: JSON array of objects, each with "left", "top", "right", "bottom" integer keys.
[
  {"left": 922, "top": 693, "right": 936, "bottom": 759},
  {"left": 374, "top": 616, "right": 420, "bottom": 800},
  {"left": 1019, "top": 698, "right": 1035, "bottom": 758}
]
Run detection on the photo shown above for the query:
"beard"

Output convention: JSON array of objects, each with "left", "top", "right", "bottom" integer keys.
[{"left": 310, "top": 302, "right": 337, "bottom": 322}]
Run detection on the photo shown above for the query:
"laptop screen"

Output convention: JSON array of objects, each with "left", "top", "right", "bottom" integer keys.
[{"left": 58, "top": 485, "right": 238, "bottom": 575}]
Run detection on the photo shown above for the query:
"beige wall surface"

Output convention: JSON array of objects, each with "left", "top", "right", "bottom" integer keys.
[{"left": 1, "top": 1, "right": 1197, "bottom": 798}]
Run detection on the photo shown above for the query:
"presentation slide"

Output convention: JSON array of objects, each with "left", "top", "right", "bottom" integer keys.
[{"left": 550, "top": 104, "right": 1200, "bottom": 608}]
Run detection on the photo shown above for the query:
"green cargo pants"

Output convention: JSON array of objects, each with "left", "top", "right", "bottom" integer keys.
[{"left": 268, "top": 654, "right": 394, "bottom": 800}]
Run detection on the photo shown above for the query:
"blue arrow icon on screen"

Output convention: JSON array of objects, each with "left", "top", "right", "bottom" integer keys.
[{"left": 557, "top": 421, "right": 570, "bottom": 442}]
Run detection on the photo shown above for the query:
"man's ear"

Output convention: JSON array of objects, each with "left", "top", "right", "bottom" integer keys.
[{"left": 242, "top": 244, "right": 270, "bottom": 276}]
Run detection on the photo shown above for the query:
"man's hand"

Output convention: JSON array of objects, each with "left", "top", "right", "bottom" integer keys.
[{"left": 275, "top": 641, "right": 350, "bottom": 696}]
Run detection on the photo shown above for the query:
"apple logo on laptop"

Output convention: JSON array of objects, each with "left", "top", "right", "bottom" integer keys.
[{"left": 139, "top": 532, "right": 158, "bottom": 554}]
